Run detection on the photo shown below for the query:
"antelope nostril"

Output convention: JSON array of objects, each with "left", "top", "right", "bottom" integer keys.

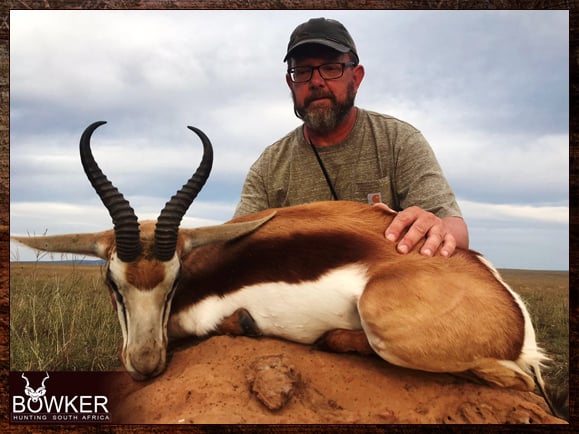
[{"left": 126, "top": 347, "right": 166, "bottom": 380}]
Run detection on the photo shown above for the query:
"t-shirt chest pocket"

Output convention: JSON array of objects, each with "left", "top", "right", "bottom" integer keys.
[{"left": 350, "top": 177, "right": 396, "bottom": 207}]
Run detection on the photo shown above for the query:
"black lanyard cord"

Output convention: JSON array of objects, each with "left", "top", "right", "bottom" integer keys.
[{"left": 309, "top": 140, "right": 339, "bottom": 201}]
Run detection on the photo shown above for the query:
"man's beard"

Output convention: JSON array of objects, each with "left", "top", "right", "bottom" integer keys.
[{"left": 293, "top": 82, "right": 356, "bottom": 134}]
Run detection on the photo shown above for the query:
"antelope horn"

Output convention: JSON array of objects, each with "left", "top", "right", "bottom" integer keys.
[
  {"left": 21, "top": 373, "right": 30, "bottom": 389},
  {"left": 154, "top": 126, "right": 213, "bottom": 261},
  {"left": 80, "top": 121, "right": 141, "bottom": 262},
  {"left": 41, "top": 372, "right": 50, "bottom": 388}
]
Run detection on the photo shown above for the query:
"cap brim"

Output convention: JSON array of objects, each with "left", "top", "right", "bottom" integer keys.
[{"left": 283, "top": 39, "right": 351, "bottom": 62}]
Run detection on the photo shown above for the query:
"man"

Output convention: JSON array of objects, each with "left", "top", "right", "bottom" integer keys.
[{"left": 234, "top": 17, "right": 468, "bottom": 257}]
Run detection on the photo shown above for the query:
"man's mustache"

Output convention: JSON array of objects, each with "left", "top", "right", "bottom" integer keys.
[{"left": 304, "top": 91, "right": 336, "bottom": 106}]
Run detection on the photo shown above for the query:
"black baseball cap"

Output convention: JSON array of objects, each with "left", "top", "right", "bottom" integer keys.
[{"left": 283, "top": 18, "right": 359, "bottom": 63}]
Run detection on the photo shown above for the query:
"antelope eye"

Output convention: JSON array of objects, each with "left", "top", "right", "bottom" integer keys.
[
  {"left": 106, "top": 270, "right": 123, "bottom": 302},
  {"left": 167, "top": 271, "right": 181, "bottom": 300},
  {"left": 173, "top": 270, "right": 181, "bottom": 287}
]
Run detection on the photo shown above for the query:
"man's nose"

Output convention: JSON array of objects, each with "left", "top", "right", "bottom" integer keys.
[{"left": 309, "top": 68, "right": 326, "bottom": 86}]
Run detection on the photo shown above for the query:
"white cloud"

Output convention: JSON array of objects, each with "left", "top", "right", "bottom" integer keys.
[
  {"left": 9, "top": 10, "right": 569, "bottom": 269},
  {"left": 460, "top": 200, "right": 568, "bottom": 225}
]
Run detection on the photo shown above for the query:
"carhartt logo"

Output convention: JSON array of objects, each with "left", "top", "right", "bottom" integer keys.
[{"left": 367, "top": 192, "right": 382, "bottom": 205}]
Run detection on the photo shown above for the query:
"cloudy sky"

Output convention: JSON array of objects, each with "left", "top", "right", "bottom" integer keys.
[{"left": 10, "top": 10, "right": 568, "bottom": 270}]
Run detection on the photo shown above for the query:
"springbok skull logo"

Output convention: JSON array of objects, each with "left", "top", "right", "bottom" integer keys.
[{"left": 21, "top": 373, "right": 49, "bottom": 402}]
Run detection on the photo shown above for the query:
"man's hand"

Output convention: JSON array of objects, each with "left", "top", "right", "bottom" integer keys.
[{"left": 374, "top": 204, "right": 468, "bottom": 257}]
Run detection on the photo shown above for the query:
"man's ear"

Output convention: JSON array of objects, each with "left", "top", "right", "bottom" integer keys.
[{"left": 353, "top": 64, "right": 365, "bottom": 91}]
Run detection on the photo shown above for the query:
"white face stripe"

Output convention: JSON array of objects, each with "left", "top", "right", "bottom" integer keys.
[
  {"left": 169, "top": 263, "right": 369, "bottom": 343},
  {"left": 108, "top": 254, "right": 181, "bottom": 378}
]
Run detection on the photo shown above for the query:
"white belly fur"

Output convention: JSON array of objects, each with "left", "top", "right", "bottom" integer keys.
[{"left": 171, "top": 263, "right": 369, "bottom": 343}]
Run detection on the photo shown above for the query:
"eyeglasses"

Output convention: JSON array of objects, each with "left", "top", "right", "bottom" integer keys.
[{"left": 287, "top": 62, "right": 357, "bottom": 83}]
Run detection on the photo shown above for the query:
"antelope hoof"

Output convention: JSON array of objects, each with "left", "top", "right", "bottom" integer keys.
[
  {"left": 217, "top": 308, "right": 262, "bottom": 337},
  {"left": 238, "top": 308, "right": 262, "bottom": 337}
]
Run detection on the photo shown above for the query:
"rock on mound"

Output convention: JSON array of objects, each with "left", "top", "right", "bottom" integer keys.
[{"left": 107, "top": 335, "right": 565, "bottom": 424}]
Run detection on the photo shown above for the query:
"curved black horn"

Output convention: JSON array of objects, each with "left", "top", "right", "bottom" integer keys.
[
  {"left": 80, "top": 121, "right": 141, "bottom": 262},
  {"left": 153, "top": 126, "right": 213, "bottom": 261}
]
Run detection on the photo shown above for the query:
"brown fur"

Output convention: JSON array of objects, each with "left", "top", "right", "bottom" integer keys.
[
  {"left": 124, "top": 259, "right": 167, "bottom": 290},
  {"left": 171, "top": 202, "right": 389, "bottom": 312},
  {"left": 170, "top": 201, "right": 526, "bottom": 370},
  {"left": 360, "top": 253, "right": 525, "bottom": 364},
  {"left": 469, "top": 358, "right": 535, "bottom": 391},
  {"left": 314, "top": 329, "right": 375, "bottom": 355}
]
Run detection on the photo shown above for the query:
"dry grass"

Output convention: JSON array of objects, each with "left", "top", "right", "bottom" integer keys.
[{"left": 10, "top": 262, "right": 122, "bottom": 371}]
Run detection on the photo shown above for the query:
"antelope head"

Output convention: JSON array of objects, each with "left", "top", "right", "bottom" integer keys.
[
  {"left": 22, "top": 372, "right": 49, "bottom": 402},
  {"left": 12, "top": 122, "right": 273, "bottom": 380}
]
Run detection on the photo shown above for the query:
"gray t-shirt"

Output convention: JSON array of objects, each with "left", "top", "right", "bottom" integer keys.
[{"left": 234, "top": 108, "right": 462, "bottom": 219}]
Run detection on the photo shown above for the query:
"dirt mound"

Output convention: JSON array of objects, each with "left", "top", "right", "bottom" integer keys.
[{"left": 107, "top": 335, "right": 565, "bottom": 424}]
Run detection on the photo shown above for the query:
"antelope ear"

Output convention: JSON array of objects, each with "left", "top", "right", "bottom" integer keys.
[
  {"left": 180, "top": 211, "right": 276, "bottom": 254},
  {"left": 11, "top": 230, "right": 115, "bottom": 260}
]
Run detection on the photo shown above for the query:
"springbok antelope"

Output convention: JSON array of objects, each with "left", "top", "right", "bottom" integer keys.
[{"left": 13, "top": 121, "right": 560, "bottom": 417}]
